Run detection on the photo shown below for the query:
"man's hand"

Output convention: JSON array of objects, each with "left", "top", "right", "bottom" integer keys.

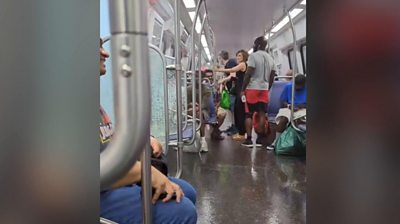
[
  {"left": 150, "top": 136, "right": 163, "bottom": 158},
  {"left": 240, "top": 91, "right": 245, "bottom": 98},
  {"left": 151, "top": 167, "right": 184, "bottom": 203}
]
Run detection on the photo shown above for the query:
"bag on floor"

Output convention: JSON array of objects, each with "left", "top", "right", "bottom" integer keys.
[
  {"left": 275, "top": 125, "right": 306, "bottom": 156},
  {"left": 220, "top": 87, "right": 231, "bottom": 109}
]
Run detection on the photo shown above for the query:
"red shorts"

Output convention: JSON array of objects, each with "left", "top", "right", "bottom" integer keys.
[
  {"left": 244, "top": 89, "right": 269, "bottom": 114},
  {"left": 245, "top": 89, "right": 269, "bottom": 104}
]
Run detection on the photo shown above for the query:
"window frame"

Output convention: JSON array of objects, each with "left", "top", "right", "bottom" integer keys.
[
  {"left": 300, "top": 43, "right": 306, "bottom": 74},
  {"left": 287, "top": 48, "right": 294, "bottom": 70}
]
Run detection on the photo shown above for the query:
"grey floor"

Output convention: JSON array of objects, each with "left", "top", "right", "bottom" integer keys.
[{"left": 166, "top": 128, "right": 306, "bottom": 224}]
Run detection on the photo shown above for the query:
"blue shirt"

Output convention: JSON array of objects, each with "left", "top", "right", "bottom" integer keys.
[{"left": 280, "top": 83, "right": 306, "bottom": 106}]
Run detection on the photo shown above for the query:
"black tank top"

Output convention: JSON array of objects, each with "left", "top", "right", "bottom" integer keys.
[{"left": 232, "top": 62, "right": 247, "bottom": 96}]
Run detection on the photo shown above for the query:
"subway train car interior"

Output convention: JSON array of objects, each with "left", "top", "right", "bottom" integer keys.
[{"left": 100, "top": 0, "right": 306, "bottom": 223}]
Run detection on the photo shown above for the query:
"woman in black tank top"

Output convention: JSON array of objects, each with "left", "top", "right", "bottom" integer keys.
[{"left": 216, "top": 50, "right": 249, "bottom": 140}]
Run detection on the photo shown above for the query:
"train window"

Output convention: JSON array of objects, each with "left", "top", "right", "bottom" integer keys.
[
  {"left": 301, "top": 44, "right": 306, "bottom": 74},
  {"left": 288, "top": 48, "right": 295, "bottom": 70},
  {"left": 151, "top": 18, "right": 163, "bottom": 48}
]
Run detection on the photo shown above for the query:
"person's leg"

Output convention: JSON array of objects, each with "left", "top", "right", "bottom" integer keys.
[
  {"left": 168, "top": 177, "right": 196, "bottom": 205},
  {"left": 211, "top": 108, "right": 225, "bottom": 140},
  {"left": 256, "top": 90, "right": 269, "bottom": 134},
  {"left": 254, "top": 103, "right": 268, "bottom": 146},
  {"left": 229, "top": 94, "right": 236, "bottom": 113},
  {"left": 199, "top": 112, "right": 208, "bottom": 152},
  {"left": 266, "top": 116, "right": 289, "bottom": 150},
  {"left": 233, "top": 96, "right": 246, "bottom": 140},
  {"left": 207, "top": 94, "right": 217, "bottom": 123},
  {"left": 100, "top": 186, "right": 142, "bottom": 224},
  {"left": 242, "top": 103, "right": 256, "bottom": 147},
  {"left": 100, "top": 185, "right": 197, "bottom": 224}
]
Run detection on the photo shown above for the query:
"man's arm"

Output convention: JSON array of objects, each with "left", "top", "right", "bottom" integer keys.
[
  {"left": 111, "top": 161, "right": 142, "bottom": 189},
  {"left": 111, "top": 162, "right": 185, "bottom": 203},
  {"left": 150, "top": 136, "right": 163, "bottom": 158},
  {"left": 241, "top": 66, "right": 255, "bottom": 92}
]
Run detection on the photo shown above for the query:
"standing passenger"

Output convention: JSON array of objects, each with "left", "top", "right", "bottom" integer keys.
[
  {"left": 241, "top": 36, "right": 276, "bottom": 147},
  {"left": 218, "top": 50, "right": 238, "bottom": 135},
  {"left": 217, "top": 50, "right": 249, "bottom": 141}
]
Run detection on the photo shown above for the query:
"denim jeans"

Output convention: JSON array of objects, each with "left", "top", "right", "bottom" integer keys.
[{"left": 100, "top": 177, "right": 197, "bottom": 224}]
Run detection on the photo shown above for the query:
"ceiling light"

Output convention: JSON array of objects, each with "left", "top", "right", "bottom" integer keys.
[
  {"left": 270, "top": 8, "right": 303, "bottom": 33},
  {"left": 189, "top": 12, "right": 196, "bottom": 21},
  {"left": 201, "top": 35, "right": 208, "bottom": 48},
  {"left": 183, "top": 0, "right": 196, "bottom": 8},
  {"left": 204, "top": 47, "right": 211, "bottom": 60},
  {"left": 264, "top": 32, "right": 275, "bottom": 39},
  {"left": 271, "top": 16, "right": 289, "bottom": 32},
  {"left": 300, "top": 0, "right": 306, "bottom": 5},
  {"left": 289, "top": 8, "right": 303, "bottom": 18},
  {"left": 195, "top": 20, "right": 202, "bottom": 33}
]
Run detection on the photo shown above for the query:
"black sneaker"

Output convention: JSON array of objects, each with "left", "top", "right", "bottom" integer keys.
[
  {"left": 255, "top": 138, "right": 263, "bottom": 147},
  {"left": 266, "top": 144, "right": 275, "bottom": 151},
  {"left": 241, "top": 139, "right": 253, "bottom": 147}
]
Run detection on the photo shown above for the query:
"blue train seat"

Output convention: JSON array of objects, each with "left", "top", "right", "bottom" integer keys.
[{"left": 267, "top": 80, "right": 290, "bottom": 122}]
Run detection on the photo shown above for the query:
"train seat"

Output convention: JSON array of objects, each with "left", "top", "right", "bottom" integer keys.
[
  {"left": 168, "top": 121, "right": 195, "bottom": 141},
  {"left": 267, "top": 80, "right": 290, "bottom": 122}
]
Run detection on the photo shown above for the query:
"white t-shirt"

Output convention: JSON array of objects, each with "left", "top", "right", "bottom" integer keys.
[{"left": 246, "top": 50, "right": 275, "bottom": 90}]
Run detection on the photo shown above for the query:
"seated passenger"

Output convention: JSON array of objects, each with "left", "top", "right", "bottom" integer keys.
[
  {"left": 99, "top": 38, "right": 197, "bottom": 224},
  {"left": 267, "top": 74, "right": 307, "bottom": 150},
  {"left": 187, "top": 74, "right": 224, "bottom": 153},
  {"left": 204, "top": 69, "right": 226, "bottom": 141},
  {"left": 285, "top": 69, "right": 294, "bottom": 81}
]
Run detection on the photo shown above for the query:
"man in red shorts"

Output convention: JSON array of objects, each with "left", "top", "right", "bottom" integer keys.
[{"left": 241, "top": 36, "right": 276, "bottom": 147}]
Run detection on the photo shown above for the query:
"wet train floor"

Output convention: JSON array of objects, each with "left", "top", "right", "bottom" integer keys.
[{"left": 166, "top": 129, "right": 306, "bottom": 224}]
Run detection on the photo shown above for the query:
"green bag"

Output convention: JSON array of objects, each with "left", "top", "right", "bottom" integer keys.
[
  {"left": 220, "top": 88, "right": 231, "bottom": 109},
  {"left": 275, "top": 125, "right": 306, "bottom": 156}
]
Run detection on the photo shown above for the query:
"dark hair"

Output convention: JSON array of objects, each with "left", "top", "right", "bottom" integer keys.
[
  {"left": 236, "top": 50, "right": 249, "bottom": 62},
  {"left": 219, "top": 50, "right": 229, "bottom": 60},
  {"left": 253, "top": 36, "right": 268, "bottom": 52},
  {"left": 295, "top": 74, "right": 306, "bottom": 86}
]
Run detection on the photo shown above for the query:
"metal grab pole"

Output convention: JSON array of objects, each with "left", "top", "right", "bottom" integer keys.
[
  {"left": 141, "top": 144, "right": 152, "bottom": 224},
  {"left": 185, "top": 0, "right": 204, "bottom": 146},
  {"left": 101, "top": 0, "right": 151, "bottom": 190},
  {"left": 287, "top": 9, "right": 302, "bottom": 132},
  {"left": 174, "top": 0, "right": 183, "bottom": 178},
  {"left": 196, "top": 13, "right": 207, "bottom": 132},
  {"left": 267, "top": 21, "right": 274, "bottom": 59}
]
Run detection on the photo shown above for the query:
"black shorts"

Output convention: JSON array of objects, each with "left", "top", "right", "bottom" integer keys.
[{"left": 245, "top": 102, "right": 268, "bottom": 118}]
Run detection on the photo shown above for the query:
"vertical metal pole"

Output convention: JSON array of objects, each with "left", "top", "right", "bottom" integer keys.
[
  {"left": 287, "top": 9, "right": 301, "bottom": 130},
  {"left": 141, "top": 144, "right": 152, "bottom": 224},
  {"left": 268, "top": 21, "right": 275, "bottom": 60},
  {"left": 162, "top": 56, "right": 170, "bottom": 155},
  {"left": 174, "top": 0, "right": 183, "bottom": 178},
  {"left": 197, "top": 13, "right": 207, "bottom": 131},
  {"left": 101, "top": 0, "right": 151, "bottom": 190},
  {"left": 185, "top": 0, "right": 203, "bottom": 145}
]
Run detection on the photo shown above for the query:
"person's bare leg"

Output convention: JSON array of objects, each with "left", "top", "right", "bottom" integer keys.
[
  {"left": 211, "top": 111, "right": 225, "bottom": 140},
  {"left": 200, "top": 113, "right": 208, "bottom": 152},
  {"left": 267, "top": 117, "right": 288, "bottom": 150}
]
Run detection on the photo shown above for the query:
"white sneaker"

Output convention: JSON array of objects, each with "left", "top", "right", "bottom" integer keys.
[{"left": 200, "top": 138, "right": 208, "bottom": 152}]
